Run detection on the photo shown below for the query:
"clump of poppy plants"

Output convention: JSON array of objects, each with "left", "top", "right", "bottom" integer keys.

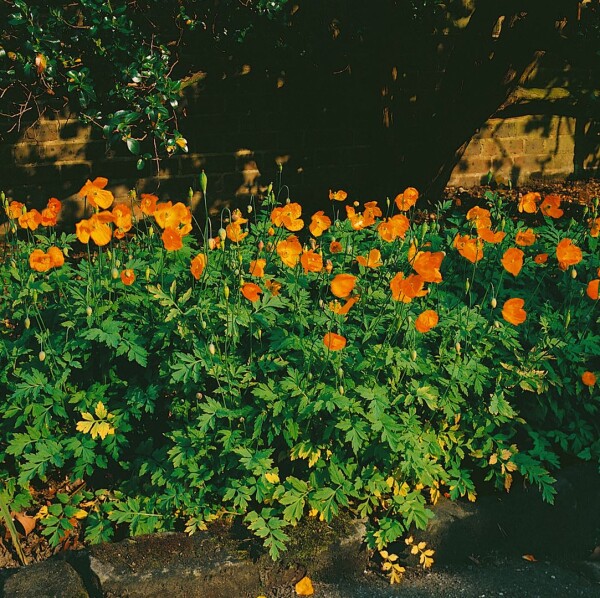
[{"left": 0, "top": 179, "right": 598, "bottom": 566}]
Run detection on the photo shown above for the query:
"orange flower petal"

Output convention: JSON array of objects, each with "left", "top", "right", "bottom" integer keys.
[{"left": 323, "top": 332, "right": 346, "bottom": 351}]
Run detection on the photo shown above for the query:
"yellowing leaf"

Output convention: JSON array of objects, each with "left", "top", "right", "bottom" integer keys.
[
  {"left": 379, "top": 550, "right": 389, "bottom": 559},
  {"left": 387, "top": 553, "right": 398, "bottom": 562},
  {"left": 76, "top": 420, "right": 94, "bottom": 434},
  {"left": 95, "top": 421, "right": 115, "bottom": 440},
  {"left": 265, "top": 472, "right": 280, "bottom": 484},
  {"left": 176, "top": 137, "right": 188, "bottom": 150},
  {"left": 95, "top": 401, "right": 108, "bottom": 419},
  {"left": 411, "top": 545, "right": 419, "bottom": 555},
  {"left": 382, "top": 561, "right": 392, "bottom": 571},
  {"left": 73, "top": 509, "right": 88, "bottom": 519},
  {"left": 80, "top": 412, "right": 94, "bottom": 421},
  {"left": 295, "top": 576, "right": 314, "bottom": 596},
  {"left": 405, "top": 535, "right": 414, "bottom": 545}
]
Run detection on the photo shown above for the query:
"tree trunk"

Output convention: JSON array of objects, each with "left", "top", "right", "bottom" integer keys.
[{"left": 385, "top": 0, "right": 580, "bottom": 201}]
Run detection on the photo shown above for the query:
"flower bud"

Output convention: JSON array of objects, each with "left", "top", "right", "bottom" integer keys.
[
  {"left": 223, "top": 284, "right": 230, "bottom": 300},
  {"left": 188, "top": 187, "right": 194, "bottom": 202},
  {"left": 32, "top": 291, "right": 38, "bottom": 302},
  {"left": 24, "top": 317, "right": 31, "bottom": 329},
  {"left": 411, "top": 349, "right": 417, "bottom": 361},
  {"left": 494, "top": 321, "right": 501, "bottom": 329},
  {"left": 338, "top": 367, "right": 344, "bottom": 378},
  {"left": 196, "top": 392, "right": 203, "bottom": 400},
  {"left": 106, "top": 250, "right": 112, "bottom": 261},
  {"left": 145, "top": 267, "right": 151, "bottom": 281},
  {"left": 465, "top": 278, "right": 470, "bottom": 293},
  {"left": 338, "top": 385, "right": 344, "bottom": 395},
  {"left": 38, "top": 350, "right": 46, "bottom": 362},
  {"left": 201, "top": 320, "right": 207, "bottom": 329},
  {"left": 218, "top": 228, "right": 226, "bottom": 241},
  {"left": 565, "top": 310, "right": 571, "bottom": 328},
  {"left": 199, "top": 170, "right": 208, "bottom": 195},
  {"left": 571, "top": 268, "right": 577, "bottom": 279},
  {"left": 491, "top": 297, "right": 497, "bottom": 309},
  {"left": 455, "top": 342, "right": 462, "bottom": 354},
  {"left": 148, "top": 226, "right": 154, "bottom": 237},
  {"left": 247, "top": 205, "right": 253, "bottom": 214},
  {"left": 208, "top": 342, "right": 216, "bottom": 355},
  {"left": 115, "top": 259, "right": 121, "bottom": 268},
  {"left": 258, "top": 240, "right": 264, "bottom": 251},
  {"left": 86, "top": 306, "right": 93, "bottom": 316},
  {"left": 111, "top": 268, "right": 119, "bottom": 279}
]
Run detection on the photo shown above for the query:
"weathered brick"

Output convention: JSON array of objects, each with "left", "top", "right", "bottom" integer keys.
[{"left": 22, "top": 121, "right": 59, "bottom": 142}]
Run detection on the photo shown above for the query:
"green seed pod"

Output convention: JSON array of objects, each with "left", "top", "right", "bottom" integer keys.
[
  {"left": 111, "top": 268, "right": 119, "bottom": 279},
  {"left": 565, "top": 311, "right": 571, "bottom": 328},
  {"left": 38, "top": 350, "right": 46, "bottom": 362},
  {"left": 86, "top": 306, "right": 93, "bottom": 317},
  {"left": 465, "top": 278, "right": 470, "bottom": 293},
  {"left": 24, "top": 317, "right": 31, "bottom": 329},
  {"left": 491, "top": 297, "right": 497, "bottom": 309}
]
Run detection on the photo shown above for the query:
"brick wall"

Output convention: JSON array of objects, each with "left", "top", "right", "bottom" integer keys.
[{"left": 2, "top": 73, "right": 599, "bottom": 220}]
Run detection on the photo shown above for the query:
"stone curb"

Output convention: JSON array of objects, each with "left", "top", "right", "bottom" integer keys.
[{"left": 1, "top": 464, "right": 598, "bottom": 597}]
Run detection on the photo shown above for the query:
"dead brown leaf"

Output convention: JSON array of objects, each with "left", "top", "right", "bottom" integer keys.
[{"left": 13, "top": 512, "right": 37, "bottom": 537}]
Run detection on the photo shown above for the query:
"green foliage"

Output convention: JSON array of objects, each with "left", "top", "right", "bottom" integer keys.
[{"left": 0, "top": 180, "right": 599, "bottom": 558}]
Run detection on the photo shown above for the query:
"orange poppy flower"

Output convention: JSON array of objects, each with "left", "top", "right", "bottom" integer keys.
[
  {"left": 301, "top": 250, "right": 323, "bottom": 273},
  {"left": 120, "top": 269, "right": 135, "bottom": 285},
  {"left": 356, "top": 248, "right": 383, "bottom": 269},
  {"left": 226, "top": 218, "right": 249, "bottom": 243},
  {"left": 345, "top": 206, "right": 367, "bottom": 230},
  {"left": 249, "top": 258, "right": 266, "bottom": 277},
  {"left": 140, "top": 193, "right": 159, "bottom": 216},
  {"left": 587, "top": 279, "right": 599, "bottom": 300},
  {"left": 47, "top": 246, "right": 65, "bottom": 268},
  {"left": 79, "top": 177, "right": 114, "bottom": 209},
  {"left": 40, "top": 207, "right": 58, "bottom": 227},
  {"left": 7, "top": 201, "right": 24, "bottom": 219},
  {"left": 378, "top": 214, "right": 410, "bottom": 242},
  {"left": 18, "top": 209, "right": 42, "bottom": 230},
  {"left": 241, "top": 282, "right": 262, "bottom": 302},
  {"left": 75, "top": 219, "right": 92, "bottom": 244},
  {"left": 154, "top": 201, "right": 189, "bottom": 230},
  {"left": 454, "top": 234, "right": 484, "bottom": 263},
  {"left": 329, "top": 240, "right": 343, "bottom": 254},
  {"left": 395, "top": 187, "right": 419, "bottom": 211},
  {"left": 582, "top": 371, "right": 597, "bottom": 387},
  {"left": 265, "top": 279, "right": 282, "bottom": 296},
  {"left": 331, "top": 273, "right": 356, "bottom": 298},
  {"left": 191, "top": 254, "right": 207, "bottom": 280},
  {"left": 534, "top": 253, "right": 548, "bottom": 264},
  {"left": 276, "top": 235, "right": 302, "bottom": 268},
  {"left": 556, "top": 238, "right": 582, "bottom": 271},
  {"left": 501, "top": 247, "right": 524, "bottom": 276},
  {"left": 76, "top": 213, "right": 112, "bottom": 246},
  {"left": 518, "top": 192, "right": 540, "bottom": 214},
  {"left": 390, "top": 272, "right": 428, "bottom": 303},
  {"left": 29, "top": 249, "right": 53, "bottom": 272},
  {"left": 540, "top": 194, "right": 563, "bottom": 219},
  {"left": 329, "top": 189, "right": 348, "bottom": 202},
  {"left": 515, "top": 228, "right": 537, "bottom": 247},
  {"left": 112, "top": 203, "right": 133, "bottom": 239},
  {"left": 47, "top": 197, "right": 61, "bottom": 214},
  {"left": 162, "top": 227, "right": 183, "bottom": 251},
  {"left": 589, "top": 217, "right": 600, "bottom": 238},
  {"left": 478, "top": 228, "right": 506, "bottom": 244},
  {"left": 329, "top": 295, "right": 360, "bottom": 315},
  {"left": 323, "top": 332, "right": 346, "bottom": 351},
  {"left": 309, "top": 211, "right": 332, "bottom": 237},
  {"left": 413, "top": 251, "right": 444, "bottom": 283},
  {"left": 415, "top": 310, "right": 439, "bottom": 333},
  {"left": 466, "top": 206, "right": 492, "bottom": 231},
  {"left": 363, "top": 201, "right": 382, "bottom": 223},
  {"left": 271, "top": 203, "right": 304, "bottom": 231},
  {"left": 502, "top": 298, "right": 526, "bottom": 325}
]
